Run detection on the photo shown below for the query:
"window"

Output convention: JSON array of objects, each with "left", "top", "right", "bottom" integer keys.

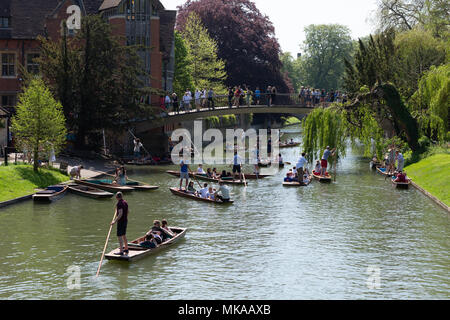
[
  {"left": 27, "top": 53, "right": 40, "bottom": 74},
  {"left": 1, "top": 95, "right": 16, "bottom": 107},
  {"left": 1, "top": 53, "right": 15, "bottom": 77},
  {"left": 0, "top": 17, "right": 10, "bottom": 28}
]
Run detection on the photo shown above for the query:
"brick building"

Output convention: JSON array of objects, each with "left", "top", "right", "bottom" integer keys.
[{"left": 0, "top": 0, "right": 176, "bottom": 149}]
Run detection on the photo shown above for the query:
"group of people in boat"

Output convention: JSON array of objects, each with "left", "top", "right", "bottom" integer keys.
[
  {"left": 138, "top": 219, "right": 175, "bottom": 249},
  {"left": 372, "top": 146, "right": 408, "bottom": 183}
]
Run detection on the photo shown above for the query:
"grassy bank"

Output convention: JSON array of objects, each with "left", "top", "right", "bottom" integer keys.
[
  {"left": 404, "top": 153, "right": 450, "bottom": 207},
  {"left": 0, "top": 165, "right": 69, "bottom": 202},
  {"left": 281, "top": 116, "right": 301, "bottom": 127}
]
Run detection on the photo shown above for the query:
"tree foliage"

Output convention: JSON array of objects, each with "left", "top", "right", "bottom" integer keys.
[
  {"left": 280, "top": 52, "right": 304, "bottom": 92},
  {"left": 11, "top": 78, "right": 67, "bottom": 171},
  {"left": 180, "top": 13, "right": 227, "bottom": 93},
  {"left": 176, "top": 0, "right": 288, "bottom": 91},
  {"left": 173, "top": 31, "right": 194, "bottom": 97},
  {"left": 301, "top": 24, "right": 353, "bottom": 91},
  {"left": 37, "top": 16, "right": 152, "bottom": 149},
  {"left": 410, "top": 63, "right": 449, "bottom": 141}
]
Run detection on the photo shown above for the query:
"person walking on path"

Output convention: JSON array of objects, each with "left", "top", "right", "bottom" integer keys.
[
  {"left": 172, "top": 93, "right": 179, "bottom": 113},
  {"left": 320, "top": 146, "right": 336, "bottom": 177},
  {"left": 111, "top": 192, "right": 129, "bottom": 256},
  {"left": 207, "top": 88, "right": 215, "bottom": 110}
]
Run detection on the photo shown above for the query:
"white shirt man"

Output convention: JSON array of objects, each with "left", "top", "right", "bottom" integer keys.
[{"left": 199, "top": 186, "right": 209, "bottom": 198}]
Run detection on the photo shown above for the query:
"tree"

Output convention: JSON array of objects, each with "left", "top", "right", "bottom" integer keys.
[
  {"left": 38, "top": 16, "right": 152, "bottom": 149},
  {"left": 173, "top": 31, "right": 194, "bottom": 97},
  {"left": 180, "top": 13, "right": 227, "bottom": 93},
  {"left": 410, "top": 63, "right": 449, "bottom": 142},
  {"left": 176, "top": 0, "right": 288, "bottom": 91},
  {"left": 280, "top": 52, "right": 304, "bottom": 92},
  {"left": 301, "top": 24, "right": 353, "bottom": 91},
  {"left": 395, "top": 28, "right": 446, "bottom": 98},
  {"left": 11, "top": 78, "right": 67, "bottom": 172}
]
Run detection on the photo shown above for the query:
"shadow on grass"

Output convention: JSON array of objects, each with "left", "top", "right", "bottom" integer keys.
[{"left": 15, "top": 167, "right": 67, "bottom": 189}]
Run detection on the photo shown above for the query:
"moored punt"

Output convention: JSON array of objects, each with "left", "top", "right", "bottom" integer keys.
[
  {"left": 376, "top": 167, "right": 393, "bottom": 177},
  {"left": 74, "top": 179, "right": 135, "bottom": 193},
  {"left": 125, "top": 160, "right": 173, "bottom": 166},
  {"left": 33, "top": 185, "right": 68, "bottom": 202},
  {"left": 105, "top": 227, "right": 187, "bottom": 262},
  {"left": 282, "top": 176, "right": 312, "bottom": 187},
  {"left": 279, "top": 142, "right": 301, "bottom": 148},
  {"left": 100, "top": 174, "right": 159, "bottom": 191},
  {"left": 391, "top": 176, "right": 411, "bottom": 189},
  {"left": 312, "top": 171, "right": 332, "bottom": 183},
  {"left": 68, "top": 184, "right": 114, "bottom": 199},
  {"left": 169, "top": 188, "right": 234, "bottom": 204},
  {"left": 165, "top": 171, "right": 246, "bottom": 185}
]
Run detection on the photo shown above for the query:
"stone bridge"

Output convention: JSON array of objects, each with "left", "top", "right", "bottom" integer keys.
[{"left": 134, "top": 93, "right": 332, "bottom": 132}]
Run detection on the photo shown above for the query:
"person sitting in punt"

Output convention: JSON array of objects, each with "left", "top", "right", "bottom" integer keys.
[
  {"left": 292, "top": 167, "right": 299, "bottom": 182},
  {"left": 304, "top": 167, "right": 310, "bottom": 177},
  {"left": 139, "top": 233, "right": 158, "bottom": 249},
  {"left": 206, "top": 168, "right": 213, "bottom": 178},
  {"left": 197, "top": 164, "right": 206, "bottom": 175},
  {"left": 394, "top": 171, "right": 407, "bottom": 183},
  {"left": 284, "top": 169, "right": 294, "bottom": 182},
  {"left": 214, "top": 181, "right": 231, "bottom": 202},
  {"left": 314, "top": 160, "right": 321, "bottom": 175},
  {"left": 150, "top": 220, "right": 171, "bottom": 243},
  {"left": 212, "top": 168, "right": 219, "bottom": 178},
  {"left": 187, "top": 181, "right": 196, "bottom": 194},
  {"left": 198, "top": 183, "right": 209, "bottom": 198},
  {"left": 290, "top": 138, "right": 294, "bottom": 145},
  {"left": 114, "top": 166, "right": 128, "bottom": 186},
  {"left": 161, "top": 219, "right": 174, "bottom": 238},
  {"left": 207, "top": 186, "right": 216, "bottom": 200}
]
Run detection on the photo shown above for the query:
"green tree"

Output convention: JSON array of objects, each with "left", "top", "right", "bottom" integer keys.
[
  {"left": 410, "top": 63, "right": 449, "bottom": 142},
  {"left": 395, "top": 28, "right": 446, "bottom": 98},
  {"left": 11, "top": 78, "right": 67, "bottom": 172},
  {"left": 173, "top": 31, "right": 194, "bottom": 97},
  {"left": 38, "top": 16, "right": 152, "bottom": 149},
  {"left": 181, "top": 13, "right": 227, "bottom": 93},
  {"left": 280, "top": 52, "right": 304, "bottom": 92},
  {"left": 301, "top": 24, "right": 353, "bottom": 90}
]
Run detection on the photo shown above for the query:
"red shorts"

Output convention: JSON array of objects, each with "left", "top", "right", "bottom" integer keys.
[{"left": 321, "top": 159, "right": 328, "bottom": 169}]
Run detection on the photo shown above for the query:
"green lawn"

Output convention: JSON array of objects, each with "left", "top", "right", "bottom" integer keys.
[
  {"left": 404, "top": 153, "right": 450, "bottom": 206},
  {"left": 0, "top": 165, "right": 69, "bottom": 202},
  {"left": 282, "top": 116, "right": 301, "bottom": 126}
]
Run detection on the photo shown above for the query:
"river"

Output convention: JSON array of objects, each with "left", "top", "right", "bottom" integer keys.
[{"left": 0, "top": 126, "right": 448, "bottom": 299}]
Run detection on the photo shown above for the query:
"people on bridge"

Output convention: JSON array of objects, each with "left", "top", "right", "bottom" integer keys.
[
  {"left": 207, "top": 88, "right": 215, "bottom": 110},
  {"left": 172, "top": 93, "right": 179, "bottom": 113},
  {"left": 182, "top": 92, "right": 192, "bottom": 112},
  {"left": 233, "top": 86, "right": 241, "bottom": 107},
  {"left": 254, "top": 87, "right": 261, "bottom": 105}
]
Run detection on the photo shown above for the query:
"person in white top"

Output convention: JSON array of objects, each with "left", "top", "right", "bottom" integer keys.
[
  {"left": 207, "top": 186, "right": 215, "bottom": 200},
  {"left": 197, "top": 164, "right": 206, "bottom": 174},
  {"left": 182, "top": 92, "right": 192, "bottom": 111},
  {"left": 133, "top": 138, "right": 143, "bottom": 160},
  {"left": 70, "top": 165, "right": 83, "bottom": 180},
  {"left": 214, "top": 181, "right": 231, "bottom": 202},
  {"left": 198, "top": 183, "right": 209, "bottom": 198},
  {"left": 194, "top": 89, "right": 201, "bottom": 110},
  {"left": 296, "top": 152, "right": 308, "bottom": 181}
]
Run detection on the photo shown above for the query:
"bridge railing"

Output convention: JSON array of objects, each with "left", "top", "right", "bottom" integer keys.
[{"left": 160, "top": 93, "right": 333, "bottom": 115}]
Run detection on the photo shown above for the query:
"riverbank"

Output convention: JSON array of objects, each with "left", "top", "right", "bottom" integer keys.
[
  {"left": 404, "top": 153, "right": 450, "bottom": 208},
  {"left": 0, "top": 165, "right": 69, "bottom": 202}
]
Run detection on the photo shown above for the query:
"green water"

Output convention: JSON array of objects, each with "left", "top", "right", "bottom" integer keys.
[{"left": 0, "top": 127, "right": 448, "bottom": 299}]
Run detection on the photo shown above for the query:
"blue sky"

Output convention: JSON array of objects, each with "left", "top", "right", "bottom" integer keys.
[{"left": 163, "top": 0, "right": 379, "bottom": 55}]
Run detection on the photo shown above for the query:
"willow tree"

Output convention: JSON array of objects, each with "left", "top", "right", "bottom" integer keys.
[{"left": 181, "top": 12, "right": 227, "bottom": 93}]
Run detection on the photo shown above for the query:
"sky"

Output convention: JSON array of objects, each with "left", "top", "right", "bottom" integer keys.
[{"left": 162, "top": 0, "right": 379, "bottom": 55}]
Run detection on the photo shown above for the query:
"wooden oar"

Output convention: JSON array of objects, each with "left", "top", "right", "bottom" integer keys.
[
  {"left": 96, "top": 209, "right": 117, "bottom": 277},
  {"left": 190, "top": 170, "right": 203, "bottom": 189},
  {"left": 241, "top": 164, "right": 247, "bottom": 187}
]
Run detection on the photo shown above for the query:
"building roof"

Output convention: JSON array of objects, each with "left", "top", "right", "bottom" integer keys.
[
  {"left": 4, "top": 0, "right": 104, "bottom": 39},
  {"left": 159, "top": 10, "right": 176, "bottom": 61},
  {"left": 0, "top": 106, "right": 11, "bottom": 118},
  {"left": 99, "top": 0, "right": 122, "bottom": 11}
]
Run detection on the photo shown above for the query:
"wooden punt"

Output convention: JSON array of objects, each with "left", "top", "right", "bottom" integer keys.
[
  {"left": 376, "top": 167, "right": 393, "bottom": 177},
  {"left": 279, "top": 142, "right": 301, "bottom": 148},
  {"left": 33, "top": 185, "right": 68, "bottom": 202},
  {"left": 166, "top": 171, "right": 246, "bottom": 185},
  {"left": 74, "top": 179, "right": 135, "bottom": 193},
  {"left": 312, "top": 171, "right": 332, "bottom": 183},
  {"left": 391, "top": 176, "right": 411, "bottom": 189},
  {"left": 105, "top": 227, "right": 187, "bottom": 262},
  {"left": 282, "top": 176, "right": 312, "bottom": 187},
  {"left": 100, "top": 174, "right": 159, "bottom": 191},
  {"left": 125, "top": 160, "right": 173, "bottom": 166},
  {"left": 258, "top": 162, "right": 285, "bottom": 168},
  {"left": 169, "top": 187, "right": 234, "bottom": 204},
  {"left": 68, "top": 184, "right": 114, "bottom": 199}
]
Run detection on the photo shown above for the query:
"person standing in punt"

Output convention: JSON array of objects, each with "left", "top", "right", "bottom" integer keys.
[
  {"left": 232, "top": 151, "right": 243, "bottom": 182},
  {"left": 179, "top": 159, "right": 190, "bottom": 191},
  {"left": 111, "top": 192, "right": 129, "bottom": 256},
  {"left": 320, "top": 146, "right": 336, "bottom": 177},
  {"left": 296, "top": 153, "right": 308, "bottom": 180}
]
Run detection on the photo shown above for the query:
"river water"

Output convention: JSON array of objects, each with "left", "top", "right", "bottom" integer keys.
[{"left": 0, "top": 126, "right": 448, "bottom": 300}]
